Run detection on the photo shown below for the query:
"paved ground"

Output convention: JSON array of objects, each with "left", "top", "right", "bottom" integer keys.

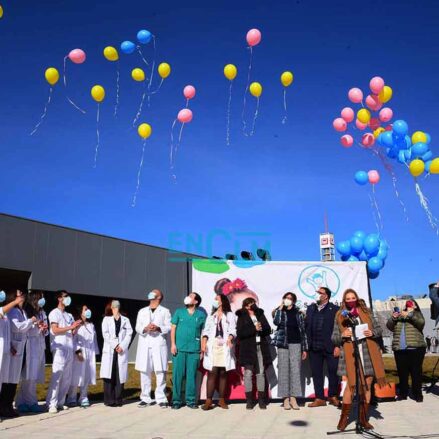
[{"left": 1, "top": 391, "right": 439, "bottom": 439}]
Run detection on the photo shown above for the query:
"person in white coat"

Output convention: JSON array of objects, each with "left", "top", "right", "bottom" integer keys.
[
  {"left": 200, "top": 293, "right": 237, "bottom": 411},
  {"left": 67, "top": 305, "right": 99, "bottom": 408},
  {"left": 15, "top": 291, "right": 48, "bottom": 413},
  {"left": 46, "top": 290, "right": 82, "bottom": 414},
  {"left": 101, "top": 300, "right": 133, "bottom": 407},
  {"left": 135, "top": 289, "right": 171, "bottom": 408},
  {"left": 0, "top": 290, "right": 39, "bottom": 418}
]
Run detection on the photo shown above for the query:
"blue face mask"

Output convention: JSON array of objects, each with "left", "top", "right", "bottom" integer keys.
[
  {"left": 212, "top": 300, "right": 220, "bottom": 309},
  {"left": 0, "top": 290, "right": 5, "bottom": 303},
  {"left": 38, "top": 298, "right": 46, "bottom": 308},
  {"left": 84, "top": 309, "right": 92, "bottom": 319},
  {"left": 63, "top": 296, "right": 72, "bottom": 307}
]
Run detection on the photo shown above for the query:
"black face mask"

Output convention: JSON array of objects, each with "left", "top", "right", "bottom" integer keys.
[{"left": 250, "top": 303, "right": 257, "bottom": 311}]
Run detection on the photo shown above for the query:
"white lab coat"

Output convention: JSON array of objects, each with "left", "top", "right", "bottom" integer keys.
[
  {"left": 8, "top": 307, "right": 35, "bottom": 384},
  {"left": 23, "top": 309, "right": 47, "bottom": 383},
  {"left": 0, "top": 308, "right": 11, "bottom": 390},
  {"left": 202, "top": 311, "right": 237, "bottom": 371},
  {"left": 71, "top": 322, "right": 99, "bottom": 386},
  {"left": 134, "top": 305, "right": 171, "bottom": 373},
  {"left": 48, "top": 308, "right": 75, "bottom": 364},
  {"left": 100, "top": 316, "right": 133, "bottom": 384}
]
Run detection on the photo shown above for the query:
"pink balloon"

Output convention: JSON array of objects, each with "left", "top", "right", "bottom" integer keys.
[
  {"left": 362, "top": 133, "right": 375, "bottom": 148},
  {"left": 246, "top": 28, "right": 262, "bottom": 47},
  {"left": 68, "top": 48, "right": 86, "bottom": 64},
  {"left": 340, "top": 135, "right": 353, "bottom": 148},
  {"left": 356, "top": 119, "right": 367, "bottom": 130},
  {"left": 385, "top": 124, "right": 393, "bottom": 131},
  {"left": 365, "top": 94, "right": 383, "bottom": 111},
  {"left": 379, "top": 107, "right": 393, "bottom": 123},
  {"left": 341, "top": 107, "right": 355, "bottom": 123},
  {"left": 348, "top": 88, "right": 363, "bottom": 104},
  {"left": 183, "top": 85, "right": 196, "bottom": 100},
  {"left": 333, "top": 117, "right": 347, "bottom": 132},
  {"left": 369, "top": 118, "right": 381, "bottom": 131},
  {"left": 368, "top": 170, "right": 380, "bottom": 185},
  {"left": 370, "top": 76, "right": 385, "bottom": 94},
  {"left": 177, "top": 108, "right": 193, "bottom": 124}
]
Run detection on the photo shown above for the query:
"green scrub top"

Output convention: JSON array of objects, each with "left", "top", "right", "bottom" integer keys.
[{"left": 171, "top": 307, "right": 206, "bottom": 353}]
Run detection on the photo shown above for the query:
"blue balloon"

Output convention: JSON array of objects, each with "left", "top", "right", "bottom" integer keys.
[
  {"left": 380, "top": 131, "right": 394, "bottom": 148},
  {"left": 377, "top": 246, "right": 388, "bottom": 261},
  {"left": 404, "top": 135, "right": 412, "bottom": 149},
  {"left": 426, "top": 160, "right": 433, "bottom": 173},
  {"left": 353, "top": 230, "right": 366, "bottom": 240},
  {"left": 393, "top": 120, "right": 409, "bottom": 137},
  {"left": 411, "top": 142, "right": 428, "bottom": 157},
  {"left": 364, "top": 234, "right": 380, "bottom": 256},
  {"left": 368, "top": 256, "right": 383, "bottom": 273},
  {"left": 425, "top": 133, "right": 431, "bottom": 144},
  {"left": 404, "top": 149, "right": 412, "bottom": 161},
  {"left": 348, "top": 255, "right": 359, "bottom": 262},
  {"left": 137, "top": 29, "right": 152, "bottom": 44},
  {"left": 397, "top": 150, "right": 407, "bottom": 164},
  {"left": 368, "top": 270, "right": 380, "bottom": 280},
  {"left": 350, "top": 236, "right": 364, "bottom": 254},
  {"left": 422, "top": 150, "right": 433, "bottom": 162},
  {"left": 340, "top": 255, "right": 349, "bottom": 262},
  {"left": 121, "top": 40, "right": 136, "bottom": 54},
  {"left": 358, "top": 250, "right": 368, "bottom": 262},
  {"left": 336, "top": 241, "right": 352, "bottom": 257},
  {"left": 354, "top": 171, "right": 368, "bottom": 186},
  {"left": 387, "top": 147, "right": 397, "bottom": 159}
]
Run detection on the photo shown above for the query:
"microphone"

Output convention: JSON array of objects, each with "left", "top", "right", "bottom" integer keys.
[
  {"left": 393, "top": 306, "right": 400, "bottom": 313},
  {"left": 341, "top": 309, "right": 357, "bottom": 327}
]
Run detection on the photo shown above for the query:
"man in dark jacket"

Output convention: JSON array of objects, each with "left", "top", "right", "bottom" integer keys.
[
  {"left": 429, "top": 281, "right": 439, "bottom": 326},
  {"left": 306, "top": 287, "right": 340, "bottom": 407}
]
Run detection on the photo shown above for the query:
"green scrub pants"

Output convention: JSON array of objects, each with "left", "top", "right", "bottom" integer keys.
[{"left": 172, "top": 351, "right": 200, "bottom": 405}]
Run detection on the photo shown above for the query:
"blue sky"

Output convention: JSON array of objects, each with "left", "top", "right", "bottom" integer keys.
[{"left": 0, "top": 0, "right": 438, "bottom": 299}]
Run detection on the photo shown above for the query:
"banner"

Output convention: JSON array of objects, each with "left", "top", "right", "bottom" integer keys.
[{"left": 192, "top": 260, "right": 369, "bottom": 398}]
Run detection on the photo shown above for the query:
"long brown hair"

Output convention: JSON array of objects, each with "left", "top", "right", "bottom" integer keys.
[{"left": 336, "top": 288, "right": 370, "bottom": 318}]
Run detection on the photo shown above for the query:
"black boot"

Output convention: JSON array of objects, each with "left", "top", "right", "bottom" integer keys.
[
  {"left": 258, "top": 391, "right": 267, "bottom": 409},
  {"left": 245, "top": 392, "right": 254, "bottom": 410}
]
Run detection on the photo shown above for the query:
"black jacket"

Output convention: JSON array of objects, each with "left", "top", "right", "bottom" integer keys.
[
  {"left": 236, "top": 308, "right": 272, "bottom": 372},
  {"left": 272, "top": 307, "right": 309, "bottom": 351},
  {"left": 305, "top": 302, "right": 339, "bottom": 353}
]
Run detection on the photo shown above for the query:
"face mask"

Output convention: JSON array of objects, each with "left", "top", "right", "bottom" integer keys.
[
  {"left": 212, "top": 300, "right": 220, "bottom": 309},
  {"left": 63, "top": 296, "right": 72, "bottom": 307},
  {"left": 84, "top": 309, "right": 92, "bottom": 319},
  {"left": 38, "top": 298, "right": 46, "bottom": 308},
  {"left": 147, "top": 292, "right": 156, "bottom": 300},
  {"left": 184, "top": 296, "right": 193, "bottom": 306},
  {"left": 283, "top": 299, "right": 293, "bottom": 307},
  {"left": 345, "top": 300, "right": 357, "bottom": 309},
  {"left": 250, "top": 303, "right": 257, "bottom": 311},
  {"left": 0, "top": 290, "right": 5, "bottom": 303}
]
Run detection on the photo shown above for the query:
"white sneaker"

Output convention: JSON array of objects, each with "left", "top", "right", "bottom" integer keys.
[
  {"left": 48, "top": 406, "right": 58, "bottom": 414},
  {"left": 57, "top": 405, "right": 69, "bottom": 411}
]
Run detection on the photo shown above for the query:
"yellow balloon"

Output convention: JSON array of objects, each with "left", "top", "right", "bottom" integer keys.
[
  {"left": 45, "top": 67, "right": 59, "bottom": 86},
  {"left": 91, "top": 85, "right": 105, "bottom": 103},
  {"left": 357, "top": 108, "right": 371, "bottom": 124},
  {"left": 103, "top": 46, "right": 119, "bottom": 62},
  {"left": 132, "top": 68, "right": 145, "bottom": 82},
  {"left": 373, "top": 127, "right": 385, "bottom": 138},
  {"left": 249, "top": 82, "right": 262, "bottom": 98},
  {"left": 429, "top": 158, "right": 439, "bottom": 174},
  {"left": 0, "top": 5, "right": 3, "bottom": 18},
  {"left": 158, "top": 62, "right": 171, "bottom": 79},
  {"left": 281, "top": 71, "right": 294, "bottom": 87},
  {"left": 224, "top": 64, "right": 237, "bottom": 81},
  {"left": 411, "top": 131, "right": 427, "bottom": 144},
  {"left": 138, "top": 123, "right": 152, "bottom": 139},
  {"left": 409, "top": 159, "right": 425, "bottom": 177},
  {"left": 378, "top": 85, "right": 393, "bottom": 104}
]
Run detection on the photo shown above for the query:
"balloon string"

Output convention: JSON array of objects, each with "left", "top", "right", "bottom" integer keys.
[
  {"left": 30, "top": 87, "right": 53, "bottom": 136},
  {"left": 249, "top": 97, "right": 260, "bottom": 137},
  {"left": 282, "top": 89, "right": 287, "bottom": 124},
  {"left": 368, "top": 186, "right": 383, "bottom": 234},
  {"left": 226, "top": 81, "right": 233, "bottom": 146},
  {"left": 148, "top": 78, "right": 164, "bottom": 95},
  {"left": 372, "top": 184, "right": 384, "bottom": 232},
  {"left": 131, "top": 139, "right": 147, "bottom": 208},
  {"left": 114, "top": 62, "right": 120, "bottom": 117},
  {"left": 241, "top": 46, "right": 253, "bottom": 136},
  {"left": 414, "top": 181, "right": 439, "bottom": 235},
  {"left": 177, "top": 122, "right": 185, "bottom": 148},
  {"left": 170, "top": 118, "right": 177, "bottom": 170},
  {"left": 132, "top": 84, "right": 146, "bottom": 127},
  {"left": 185, "top": 99, "right": 189, "bottom": 109},
  {"left": 137, "top": 46, "right": 150, "bottom": 67},
  {"left": 147, "top": 36, "right": 156, "bottom": 107},
  {"left": 63, "top": 56, "right": 86, "bottom": 114},
  {"left": 93, "top": 104, "right": 100, "bottom": 168}
]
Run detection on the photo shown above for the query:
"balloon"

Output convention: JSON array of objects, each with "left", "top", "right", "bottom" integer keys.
[
  {"left": 369, "top": 118, "right": 380, "bottom": 131},
  {"left": 341, "top": 255, "right": 349, "bottom": 262},
  {"left": 374, "top": 127, "right": 385, "bottom": 138},
  {"left": 0, "top": 5, "right": 3, "bottom": 18},
  {"left": 379, "top": 107, "right": 393, "bottom": 123},
  {"left": 158, "top": 62, "right": 171, "bottom": 79},
  {"left": 357, "top": 109, "right": 371, "bottom": 124},
  {"left": 350, "top": 236, "right": 364, "bottom": 254},
  {"left": 409, "top": 159, "right": 425, "bottom": 177},
  {"left": 398, "top": 150, "right": 407, "bottom": 164},
  {"left": 137, "top": 29, "right": 152, "bottom": 44},
  {"left": 246, "top": 28, "right": 262, "bottom": 47},
  {"left": 224, "top": 64, "right": 237, "bottom": 81},
  {"left": 422, "top": 151, "right": 433, "bottom": 162},
  {"left": 379, "top": 130, "right": 394, "bottom": 147},
  {"left": 429, "top": 158, "right": 439, "bottom": 174},
  {"left": 183, "top": 85, "right": 196, "bottom": 100},
  {"left": 368, "top": 170, "right": 380, "bottom": 184},
  {"left": 378, "top": 85, "right": 393, "bottom": 103},
  {"left": 362, "top": 133, "right": 375, "bottom": 148},
  {"left": 348, "top": 255, "right": 359, "bottom": 262},
  {"left": 354, "top": 230, "right": 367, "bottom": 240},
  {"left": 103, "top": 46, "right": 119, "bottom": 62},
  {"left": 45, "top": 67, "right": 59, "bottom": 86},
  {"left": 341, "top": 134, "right": 353, "bottom": 147},
  {"left": 370, "top": 76, "right": 385, "bottom": 94},
  {"left": 177, "top": 108, "right": 193, "bottom": 123},
  {"left": 425, "top": 133, "right": 431, "bottom": 144},
  {"left": 368, "top": 256, "right": 383, "bottom": 273},
  {"left": 358, "top": 250, "right": 368, "bottom": 262},
  {"left": 333, "top": 118, "right": 347, "bottom": 132},
  {"left": 425, "top": 160, "right": 433, "bottom": 173},
  {"left": 68, "top": 49, "right": 86, "bottom": 64},
  {"left": 356, "top": 119, "right": 367, "bottom": 130},
  {"left": 336, "top": 241, "right": 351, "bottom": 257},
  {"left": 341, "top": 107, "right": 354, "bottom": 123},
  {"left": 411, "top": 131, "right": 427, "bottom": 144},
  {"left": 377, "top": 246, "right": 388, "bottom": 261},
  {"left": 120, "top": 41, "right": 136, "bottom": 54},
  {"left": 411, "top": 142, "right": 428, "bottom": 157},
  {"left": 280, "top": 71, "right": 293, "bottom": 87},
  {"left": 131, "top": 68, "right": 145, "bottom": 82},
  {"left": 364, "top": 234, "right": 380, "bottom": 256},
  {"left": 392, "top": 120, "right": 408, "bottom": 137},
  {"left": 354, "top": 171, "right": 368, "bottom": 186},
  {"left": 91, "top": 85, "right": 105, "bottom": 103},
  {"left": 365, "top": 94, "right": 382, "bottom": 112},
  {"left": 368, "top": 271, "right": 380, "bottom": 279},
  {"left": 348, "top": 88, "right": 363, "bottom": 103},
  {"left": 249, "top": 82, "right": 262, "bottom": 98},
  {"left": 138, "top": 123, "right": 152, "bottom": 139}
]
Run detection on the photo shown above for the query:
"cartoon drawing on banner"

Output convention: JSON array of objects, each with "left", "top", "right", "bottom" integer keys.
[{"left": 298, "top": 265, "right": 341, "bottom": 300}]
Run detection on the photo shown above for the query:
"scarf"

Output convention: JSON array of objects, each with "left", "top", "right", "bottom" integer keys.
[{"left": 337, "top": 307, "right": 386, "bottom": 394}]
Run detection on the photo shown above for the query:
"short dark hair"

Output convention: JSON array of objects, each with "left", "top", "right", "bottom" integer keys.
[
  {"left": 56, "top": 290, "right": 68, "bottom": 299},
  {"left": 320, "top": 287, "right": 332, "bottom": 299},
  {"left": 192, "top": 292, "right": 202, "bottom": 307},
  {"left": 242, "top": 297, "right": 256, "bottom": 310},
  {"left": 282, "top": 292, "right": 297, "bottom": 302}
]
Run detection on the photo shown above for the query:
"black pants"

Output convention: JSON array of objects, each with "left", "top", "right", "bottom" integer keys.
[
  {"left": 309, "top": 350, "right": 340, "bottom": 399},
  {"left": 103, "top": 353, "right": 124, "bottom": 406},
  {"left": 394, "top": 348, "right": 425, "bottom": 399},
  {"left": 0, "top": 383, "right": 18, "bottom": 414}
]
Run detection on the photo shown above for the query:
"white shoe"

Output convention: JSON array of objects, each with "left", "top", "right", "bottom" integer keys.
[
  {"left": 57, "top": 405, "right": 69, "bottom": 411},
  {"left": 48, "top": 406, "right": 58, "bottom": 414}
]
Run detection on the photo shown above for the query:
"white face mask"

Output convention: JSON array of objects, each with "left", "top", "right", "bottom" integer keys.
[
  {"left": 63, "top": 296, "right": 72, "bottom": 307},
  {"left": 184, "top": 296, "right": 193, "bottom": 306},
  {"left": 147, "top": 292, "right": 156, "bottom": 300},
  {"left": 212, "top": 300, "right": 220, "bottom": 309},
  {"left": 283, "top": 298, "right": 293, "bottom": 307},
  {"left": 84, "top": 309, "right": 92, "bottom": 319}
]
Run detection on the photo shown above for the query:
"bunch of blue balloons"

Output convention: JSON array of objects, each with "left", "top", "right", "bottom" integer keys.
[
  {"left": 376, "top": 120, "right": 434, "bottom": 172},
  {"left": 336, "top": 231, "right": 388, "bottom": 279},
  {"left": 121, "top": 29, "right": 153, "bottom": 54}
]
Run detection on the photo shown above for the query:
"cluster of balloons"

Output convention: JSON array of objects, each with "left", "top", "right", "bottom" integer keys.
[
  {"left": 336, "top": 231, "right": 388, "bottom": 279},
  {"left": 354, "top": 170, "right": 380, "bottom": 186},
  {"left": 120, "top": 29, "right": 153, "bottom": 54}
]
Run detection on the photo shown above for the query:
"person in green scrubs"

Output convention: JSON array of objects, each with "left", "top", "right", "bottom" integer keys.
[{"left": 171, "top": 292, "right": 206, "bottom": 409}]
